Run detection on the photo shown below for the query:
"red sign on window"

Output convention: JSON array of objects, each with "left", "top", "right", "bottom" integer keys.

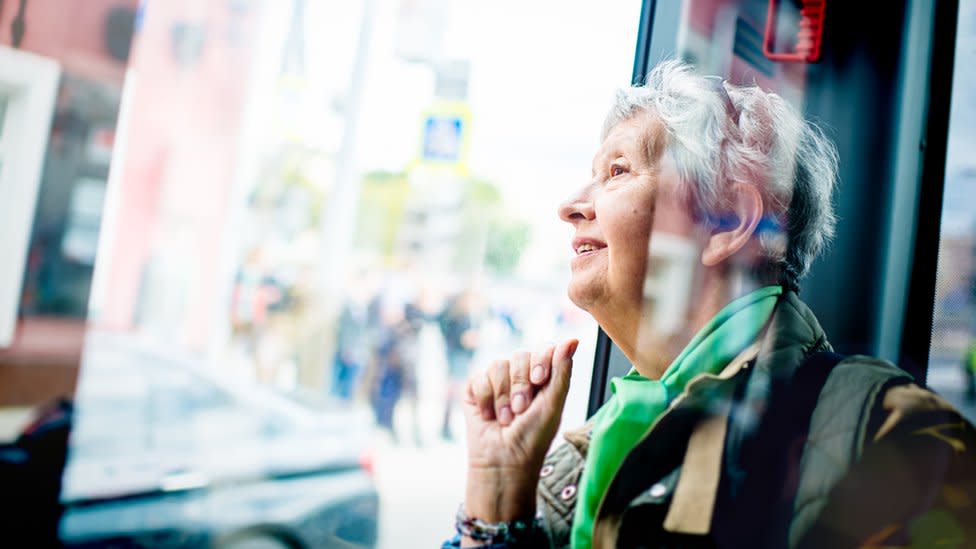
[{"left": 763, "top": 0, "right": 827, "bottom": 63}]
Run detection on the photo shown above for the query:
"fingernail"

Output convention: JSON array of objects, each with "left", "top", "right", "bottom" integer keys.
[
  {"left": 499, "top": 405, "right": 513, "bottom": 424},
  {"left": 532, "top": 365, "right": 546, "bottom": 383},
  {"left": 511, "top": 393, "right": 526, "bottom": 413}
]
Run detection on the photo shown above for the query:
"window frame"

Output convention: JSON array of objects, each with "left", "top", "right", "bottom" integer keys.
[{"left": 898, "top": 0, "right": 960, "bottom": 384}]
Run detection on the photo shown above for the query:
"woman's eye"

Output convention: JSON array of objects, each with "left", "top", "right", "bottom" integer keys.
[{"left": 610, "top": 165, "right": 626, "bottom": 177}]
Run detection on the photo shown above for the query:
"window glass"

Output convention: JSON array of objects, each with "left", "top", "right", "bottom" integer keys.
[
  {"left": 0, "top": 93, "right": 8, "bottom": 138},
  {"left": 929, "top": 0, "right": 976, "bottom": 422},
  {"left": 0, "top": 93, "right": 7, "bottom": 179},
  {"left": 600, "top": 0, "right": 827, "bottom": 398},
  {"left": 62, "top": 1, "right": 641, "bottom": 547},
  {"left": 0, "top": 9, "right": 130, "bottom": 533},
  {"left": 597, "top": 0, "right": 958, "bottom": 404}
]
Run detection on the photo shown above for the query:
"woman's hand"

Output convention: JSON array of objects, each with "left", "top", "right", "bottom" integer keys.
[{"left": 461, "top": 338, "right": 579, "bottom": 525}]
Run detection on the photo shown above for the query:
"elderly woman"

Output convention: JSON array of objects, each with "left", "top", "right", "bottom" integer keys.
[{"left": 445, "top": 60, "right": 975, "bottom": 549}]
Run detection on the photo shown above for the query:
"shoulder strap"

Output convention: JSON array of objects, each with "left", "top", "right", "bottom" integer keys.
[
  {"left": 716, "top": 351, "right": 846, "bottom": 548},
  {"left": 765, "top": 351, "right": 846, "bottom": 541}
]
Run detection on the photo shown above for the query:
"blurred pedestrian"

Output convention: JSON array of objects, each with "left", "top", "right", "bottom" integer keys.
[
  {"left": 229, "top": 245, "right": 284, "bottom": 382},
  {"left": 367, "top": 288, "right": 425, "bottom": 444},
  {"left": 331, "top": 296, "right": 373, "bottom": 402},
  {"left": 437, "top": 290, "right": 480, "bottom": 440}
]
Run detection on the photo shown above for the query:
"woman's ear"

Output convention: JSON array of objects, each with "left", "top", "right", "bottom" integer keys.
[{"left": 701, "top": 183, "right": 763, "bottom": 267}]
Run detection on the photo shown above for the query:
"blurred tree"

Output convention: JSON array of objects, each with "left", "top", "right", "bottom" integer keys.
[
  {"left": 249, "top": 145, "right": 329, "bottom": 233},
  {"left": 460, "top": 178, "right": 530, "bottom": 277},
  {"left": 354, "top": 171, "right": 411, "bottom": 259},
  {"left": 352, "top": 171, "right": 530, "bottom": 276},
  {"left": 483, "top": 216, "right": 531, "bottom": 276}
]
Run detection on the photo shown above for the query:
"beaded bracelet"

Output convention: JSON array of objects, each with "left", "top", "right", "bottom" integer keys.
[{"left": 455, "top": 504, "right": 540, "bottom": 545}]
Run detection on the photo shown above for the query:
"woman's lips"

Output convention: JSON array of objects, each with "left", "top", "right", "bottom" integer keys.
[
  {"left": 570, "top": 239, "right": 606, "bottom": 268},
  {"left": 572, "top": 238, "right": 607, "bottom": 256}
]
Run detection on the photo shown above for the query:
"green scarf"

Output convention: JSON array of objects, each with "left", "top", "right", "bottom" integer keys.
[{"left": 570, "top": 285, "right": 782, "bottom": 549}]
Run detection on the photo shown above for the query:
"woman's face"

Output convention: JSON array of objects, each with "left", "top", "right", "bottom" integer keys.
[{"left": 559, "top": 115, "right": 695, "bottom": 338}]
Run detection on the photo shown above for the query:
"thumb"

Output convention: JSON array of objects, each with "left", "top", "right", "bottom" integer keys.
[{"left": 540, "top": 338, "right": 578, "bottom": 408}]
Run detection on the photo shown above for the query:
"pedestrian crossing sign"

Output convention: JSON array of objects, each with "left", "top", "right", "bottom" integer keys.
[{"left": 414, "top": 101, "right": 471, "bottom": 175}]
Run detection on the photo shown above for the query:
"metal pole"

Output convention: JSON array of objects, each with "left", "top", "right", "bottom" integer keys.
[{"left": 319, "top": 0, "right": 376, "bottom": 296}]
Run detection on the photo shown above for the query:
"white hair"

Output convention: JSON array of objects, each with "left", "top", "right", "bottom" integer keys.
[{"left": 603, "top": 60, "right": 839, "bottom": 288}]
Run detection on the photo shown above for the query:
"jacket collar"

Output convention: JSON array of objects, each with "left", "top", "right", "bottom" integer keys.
[{"left": 754, "top": 290, "right": 832, "bottom": 376}]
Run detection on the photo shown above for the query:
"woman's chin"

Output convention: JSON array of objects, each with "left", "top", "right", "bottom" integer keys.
[{"left": 566, "top": 282, "right": 600, "bottom": 314}]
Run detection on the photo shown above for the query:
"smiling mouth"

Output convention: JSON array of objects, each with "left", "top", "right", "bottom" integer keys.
[{"left": 575, "top": 243, "right": 606, "bottom": 256}]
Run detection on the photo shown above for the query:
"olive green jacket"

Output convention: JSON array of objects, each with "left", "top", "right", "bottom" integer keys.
[{"left": 536, "top": 292, "right": 976, "bottom": 548}]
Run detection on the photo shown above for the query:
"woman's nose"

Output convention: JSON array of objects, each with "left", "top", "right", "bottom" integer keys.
[{"left": 558, "top": 185, "right": 595, "bottom": 224}]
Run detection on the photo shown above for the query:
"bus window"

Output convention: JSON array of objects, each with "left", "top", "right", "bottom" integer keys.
[
  {"left": 929, "top": 0, "right": 976, "bottom": 422},
  {"left": 20, "top": 1, "right": 642, "bottom": 548}
]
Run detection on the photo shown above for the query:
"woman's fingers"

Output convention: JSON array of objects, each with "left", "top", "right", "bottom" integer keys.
[
  {"left": 529, "top": 345, "right": 556, "bottom": 385},
  {"left": 488, "top": 359, "right": 514, "bottom": 425},
  {"left": 544, "top": 339, "right": 579, "bottom": 409},
  {"left": 508, "top": 351, "right": 532, "bottom": 414},
  {"left": 466, "top": 339, "right": 578, "bottom": 427},
  {"left": 467, "top": 364, "right": 497, "bottom": 421},
  {"left": 551, "top": 339, "right": 579, "bottom": 400}
]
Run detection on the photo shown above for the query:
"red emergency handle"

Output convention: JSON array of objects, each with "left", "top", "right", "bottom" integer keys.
[{"left": 763, "top": 0, "right": 826, "bottom": 63}]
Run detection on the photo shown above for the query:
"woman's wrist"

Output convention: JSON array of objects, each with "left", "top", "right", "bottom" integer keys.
[
  {"left": 456, "top": 503, "right": 542, "bottom": 548},
  {"left": 464, "top": 465, "right": 539, "bottom": 523}
]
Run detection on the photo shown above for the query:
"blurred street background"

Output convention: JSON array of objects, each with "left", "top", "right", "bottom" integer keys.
[{"left": 1, "top": 0, "right": 975, "bottom": 547}]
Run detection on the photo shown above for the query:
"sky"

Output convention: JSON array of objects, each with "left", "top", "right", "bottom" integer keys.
[
  {"left": 328, "top": 0, "right": 645, "bottom": 296},
  {"left": 348, "top": 0, "right": 643, "bottom": 254}
]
